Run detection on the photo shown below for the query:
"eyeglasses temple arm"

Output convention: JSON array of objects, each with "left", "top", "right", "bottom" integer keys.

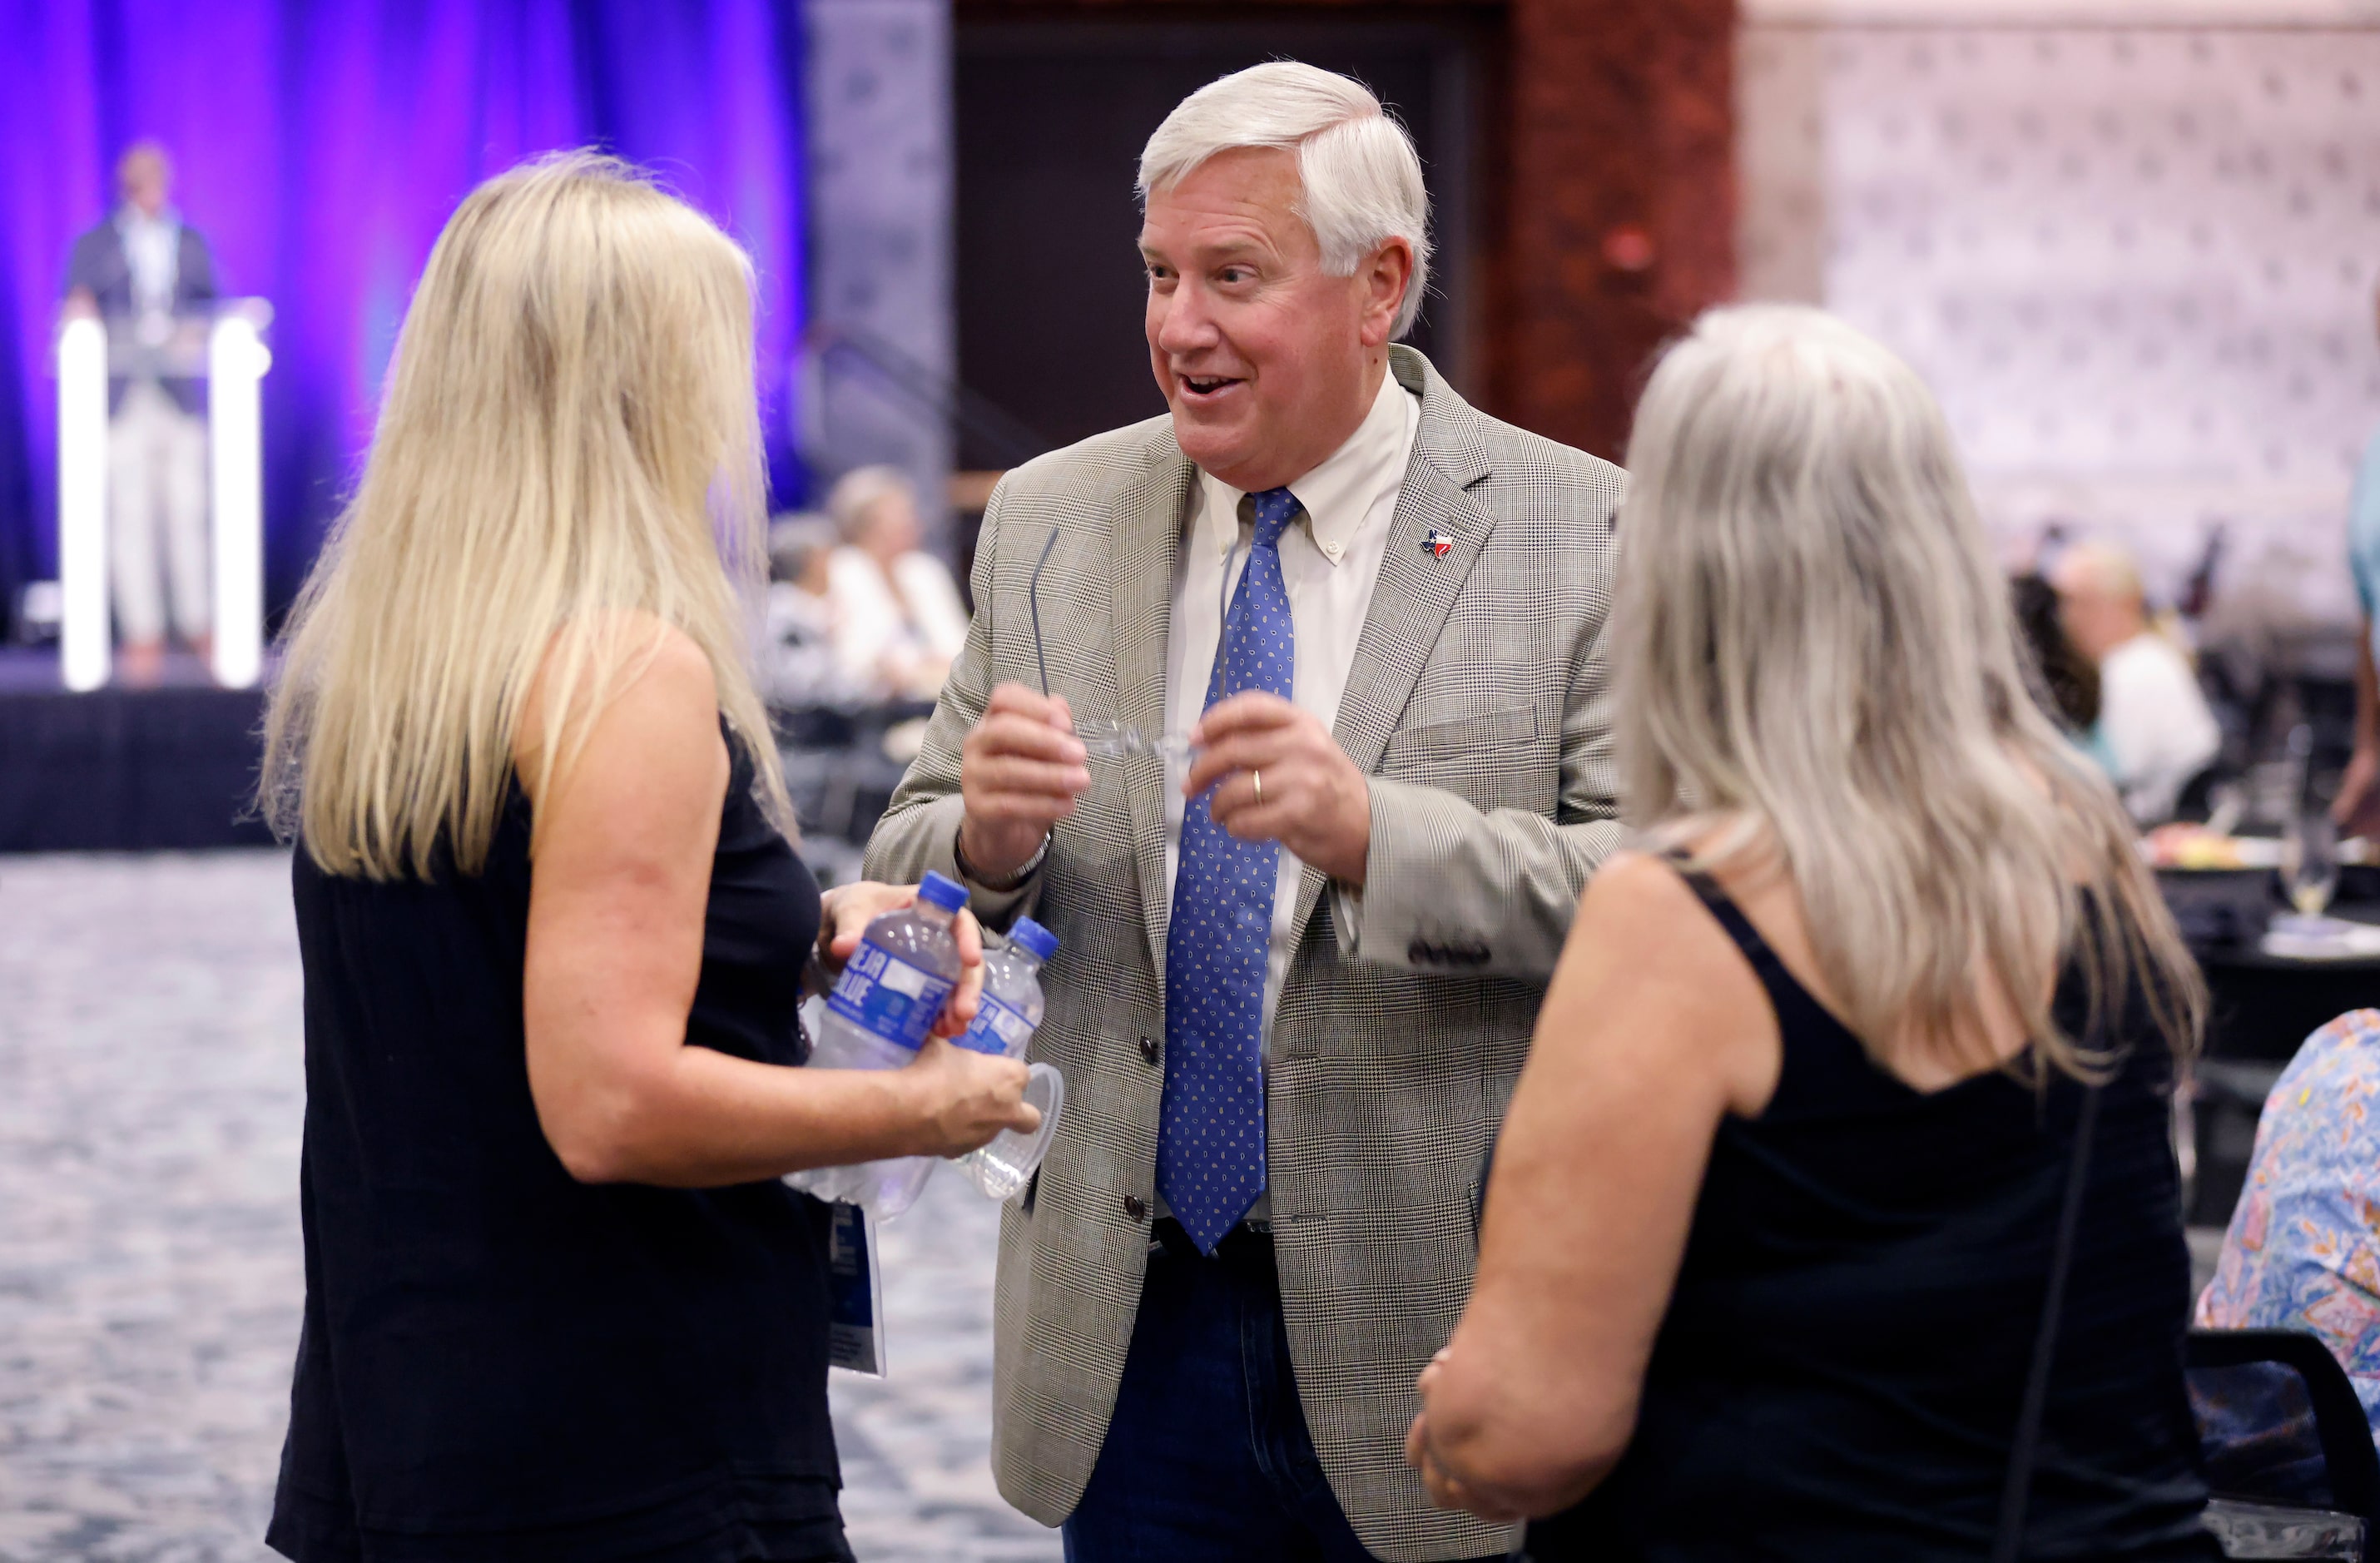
[{"left": 1028, "top": 525, "right": 1059, "bottom": 699}]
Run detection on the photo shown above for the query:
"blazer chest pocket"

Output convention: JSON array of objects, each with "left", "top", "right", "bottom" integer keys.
[
  {"left": 1376, "top": 704, "right": 1549, "bottom": 810},
  {"left": 1380, "top": 703, "right": 1539, "bottom": 762}
]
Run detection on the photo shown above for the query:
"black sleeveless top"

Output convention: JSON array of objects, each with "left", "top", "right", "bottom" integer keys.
[
  {"left": 268, "top": 732, "right": 844, "bottom": 1563},
  {"left": 1525, "top": 866, "right": 2218, "bottom": 1562}
]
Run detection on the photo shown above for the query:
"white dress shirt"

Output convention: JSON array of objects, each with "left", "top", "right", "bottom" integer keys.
[
  {"left": 1161, "top": 366, "right": 1421, "bottom": 1054},
  {"left": 824, "top": 545, "right": 971, "bottom": 700},
  {"left": 2097, "top": 632, "right": 2222, "bottom": 823},
  {"left": 118, "top": 207, "right": 181, "bottom": 318}
]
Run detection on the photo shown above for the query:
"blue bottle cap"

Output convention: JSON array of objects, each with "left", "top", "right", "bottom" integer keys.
[
  {"left": 1009, "top": 917, "right": 1059, "bottom": 962},
  {"left": 916, "top": 871, "right": 970, "bottom": 913}
]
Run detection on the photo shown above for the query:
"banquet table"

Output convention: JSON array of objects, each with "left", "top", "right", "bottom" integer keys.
[
  {"left": 2174, "top": 871, "right": 2380, "bottom": 1226},
  {"left": 2195, "top": 901, "right": 2380, "bottom": 1064}
]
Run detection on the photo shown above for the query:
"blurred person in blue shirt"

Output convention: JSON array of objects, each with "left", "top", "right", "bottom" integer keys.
[{"left": 2334, "top": 286, "right": 2380, "bottom": 836}]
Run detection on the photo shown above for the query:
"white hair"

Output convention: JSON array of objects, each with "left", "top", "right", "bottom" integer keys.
[
  {"left": 2051, "top": 539, "right": 2146, "bottom": 607},
  {"left": 1138, "top": 62, "right": 1432, "bottom": 340},
  {"left": 1618, "top": 304, "right": 2203, "bottom": 1083},
  {"left": 825, "top": 464, "right": 915, "bottom": 545}
]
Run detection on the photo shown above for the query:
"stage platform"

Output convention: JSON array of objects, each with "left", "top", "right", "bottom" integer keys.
[{"left": 0, "top": 650, "right": 272, "bottom": 853}]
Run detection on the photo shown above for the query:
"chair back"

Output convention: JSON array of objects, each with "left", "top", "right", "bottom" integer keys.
[{"left": 2189, "top": 1327, "right": 2379, "bottom": 1561}]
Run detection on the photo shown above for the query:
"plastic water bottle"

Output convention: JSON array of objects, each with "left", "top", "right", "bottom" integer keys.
[
  {"left": 953, "top": 919, "right": 1066, "bottom": 1203},
  {"left": 786, "top": 871, "right": 969, "bottom": 1217}
]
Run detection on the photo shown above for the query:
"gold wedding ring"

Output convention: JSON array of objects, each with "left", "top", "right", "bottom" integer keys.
[{"left": 1253, "top": 769, "right": 1264, "bottom": 806}]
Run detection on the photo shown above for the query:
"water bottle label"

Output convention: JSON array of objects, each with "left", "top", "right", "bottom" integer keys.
[
  {"left": 957, "top": 994, "right": 1034, "bottom": 1056},
  {"left": 826, "top": 943, "right": 955, "bottom": 1049}
]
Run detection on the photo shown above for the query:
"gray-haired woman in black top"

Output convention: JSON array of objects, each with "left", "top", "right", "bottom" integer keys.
[{"left": 1406, "top": 305, "right": 2218, "bottom": 1560}]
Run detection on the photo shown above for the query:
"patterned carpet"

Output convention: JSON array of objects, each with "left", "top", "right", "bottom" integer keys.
[{"left": 0, "top": 850, "right": 1059, "bottom": 1563}]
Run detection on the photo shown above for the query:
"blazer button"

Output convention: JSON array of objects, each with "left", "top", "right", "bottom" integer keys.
[
  {"left": 1123, "top": 1194, "right": 1148, "bottom": 1223},
  {"left": 1138, "top": 1035, "right": 1159, "bottom": 1066}
]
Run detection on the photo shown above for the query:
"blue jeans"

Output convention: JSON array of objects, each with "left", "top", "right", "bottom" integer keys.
[{"left": 1062, "top": 1222, "right": 1429, "bottom": 1563}]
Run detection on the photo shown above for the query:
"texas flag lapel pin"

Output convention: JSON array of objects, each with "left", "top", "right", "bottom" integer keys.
[{"left": 1422, "top": 528, "right": 1455, "bottom": 558}]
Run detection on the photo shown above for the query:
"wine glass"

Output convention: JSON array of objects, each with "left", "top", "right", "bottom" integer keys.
[{"left": 2282, "top": 806, "right": 2340, "bottom": 923}]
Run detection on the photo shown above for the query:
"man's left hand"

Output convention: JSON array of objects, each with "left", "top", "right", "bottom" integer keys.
[{"left": 1183, "top": 692, "right": 1370, "bottom": 889}]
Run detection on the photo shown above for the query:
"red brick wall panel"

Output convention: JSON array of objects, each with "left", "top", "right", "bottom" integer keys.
[{"left": 1501, "top": 0, "right": 1737, "bottom": 459}]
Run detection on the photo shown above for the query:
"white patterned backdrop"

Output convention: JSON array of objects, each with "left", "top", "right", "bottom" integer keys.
[{"left": 1739, "top": 17, "right": 2380, "bottom": 620}]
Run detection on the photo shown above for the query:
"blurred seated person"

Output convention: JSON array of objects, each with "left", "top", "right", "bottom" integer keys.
[
  {"left": 2197, "top": 1009, "right": 2380, "bottom": 1451},
  {"left": 1406, "top": 306, "right": 2218, "bottom": 1561},
  {"left": 62, "top": 141, "right": 219, "bottom": 687},
  {"left": 763, "top": 513, "right": 850, "bottom": 707},
  {"left": 2053, "top": 541, "right": 2221, "bottom": 824},
  {"left": 824, "top": 465, "right": 968, "bottom": 701},
  {"left": 2011, "top": 570, "right": 2102, "bottom": 738}
]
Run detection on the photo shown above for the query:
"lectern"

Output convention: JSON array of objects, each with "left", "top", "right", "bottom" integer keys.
[{"left": 53, "top": 300, "right": 273, "bottom": 692}]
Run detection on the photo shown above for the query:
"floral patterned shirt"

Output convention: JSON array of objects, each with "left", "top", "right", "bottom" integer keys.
[{"left": 2198, "top": 1008, "right": 2380, "bottom": 1447}]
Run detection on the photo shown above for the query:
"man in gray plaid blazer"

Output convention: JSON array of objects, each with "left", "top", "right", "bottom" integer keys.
[{"left": 864, "top": 62, "right": 1623, "bottom": 1562}]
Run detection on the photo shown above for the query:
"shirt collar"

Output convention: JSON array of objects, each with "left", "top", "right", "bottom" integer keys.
[{"left": 1193, "top": 366, "right": 1417, "bottom": 568}]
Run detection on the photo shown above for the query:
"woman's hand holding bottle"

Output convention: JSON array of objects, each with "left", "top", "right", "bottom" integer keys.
[
  {"left": 796, "top": 876, "right": 1039, "bottom": 1210},
  {"left": 896, "top": 1035, "right": 1040, "bottom": 1157}
]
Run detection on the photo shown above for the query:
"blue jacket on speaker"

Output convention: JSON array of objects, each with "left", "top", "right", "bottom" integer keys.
[{"left": 63, "top": 208, "right": 219, "bottom": 416}]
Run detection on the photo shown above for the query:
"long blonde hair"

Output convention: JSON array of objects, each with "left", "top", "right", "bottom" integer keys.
[
  {"left": 262, "top": 151, "right": 791, "bottom": 880},
  {"left": 1618, "top": 305, "right": 2202, "bottom": 1079}
]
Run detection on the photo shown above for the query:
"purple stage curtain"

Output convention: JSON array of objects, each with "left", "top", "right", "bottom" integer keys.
[{"left": 0, "top": 0, "right": 806, "bottom": 632}]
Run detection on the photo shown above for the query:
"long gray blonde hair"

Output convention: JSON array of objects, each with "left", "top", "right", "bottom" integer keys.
[
  {"left": 262, "top": 152, "right": 791, "bottom": 880},
  {"left": 1619, "top": 305, "right": 2201, "bottom": 1079}
]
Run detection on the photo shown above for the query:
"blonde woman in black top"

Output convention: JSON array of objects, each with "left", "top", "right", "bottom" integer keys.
[{"left": 259, "top": 154, "right": 1036, "bottom": 1563}]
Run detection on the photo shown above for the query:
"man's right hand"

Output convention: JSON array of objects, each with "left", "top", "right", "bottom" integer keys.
[{"left": 958, "top": 683, "right": 1089, "bottom": 883}]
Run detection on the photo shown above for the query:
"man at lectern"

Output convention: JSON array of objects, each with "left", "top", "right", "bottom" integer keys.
[{"left": 62, "top": 141, "right": 219, "bottom": 687}]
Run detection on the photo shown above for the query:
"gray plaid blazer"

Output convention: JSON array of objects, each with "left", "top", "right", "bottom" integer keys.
[{"left": 863, "top": 346, "right": 1625, "bottom": 1561}]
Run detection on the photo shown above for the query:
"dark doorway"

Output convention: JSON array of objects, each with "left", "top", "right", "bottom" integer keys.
[{"left": 953, "top": 7, "right": 1488, "bottom": 470}]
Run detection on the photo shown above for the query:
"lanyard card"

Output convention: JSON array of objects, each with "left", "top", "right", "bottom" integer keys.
[{"left": 826, "top": 1198, "right": 887, "bottom": 1377}]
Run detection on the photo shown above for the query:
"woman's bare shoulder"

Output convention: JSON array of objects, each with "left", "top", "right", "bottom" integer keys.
[
  {"left": 613, "top": 617, "right": 716, "bottom": 703},
  {"left": 1572, "top": 848, "right": 1754, "bottom": 988},
  {"left": 1555, "top": 846, "right": 1784, "bottom": 1114},
  {"left": 515, "top": 614, "right": 722, "bottom": 805},
  {"left": 1582, "top": 848, "right": 1698, "bottom": 915}
]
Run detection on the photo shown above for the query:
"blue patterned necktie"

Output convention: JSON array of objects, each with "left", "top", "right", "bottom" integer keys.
[{"left": 1158, "top": 487, "right": 1300, "bottom": 1254}]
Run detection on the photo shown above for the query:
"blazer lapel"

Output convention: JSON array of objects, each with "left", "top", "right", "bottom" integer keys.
[
  {"left": 1290, "top": 354, "right": 1499, "bottom": 940},
  {"left": 1109, "top": 444, "right": 1198, "bottom": 978}
]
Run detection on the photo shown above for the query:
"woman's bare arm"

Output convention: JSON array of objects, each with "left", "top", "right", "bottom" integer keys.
[
  {"left": 518, "top": 622, "right": 1034, "bottom": 1188},
  {"left": 1408, "top": 851, "right": 1780, "bottom": 1519}
]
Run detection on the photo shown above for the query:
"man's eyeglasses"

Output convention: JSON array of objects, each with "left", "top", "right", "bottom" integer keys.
[{"left": 1029, "top": 525, "right": 1192, "bottom": 762}]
